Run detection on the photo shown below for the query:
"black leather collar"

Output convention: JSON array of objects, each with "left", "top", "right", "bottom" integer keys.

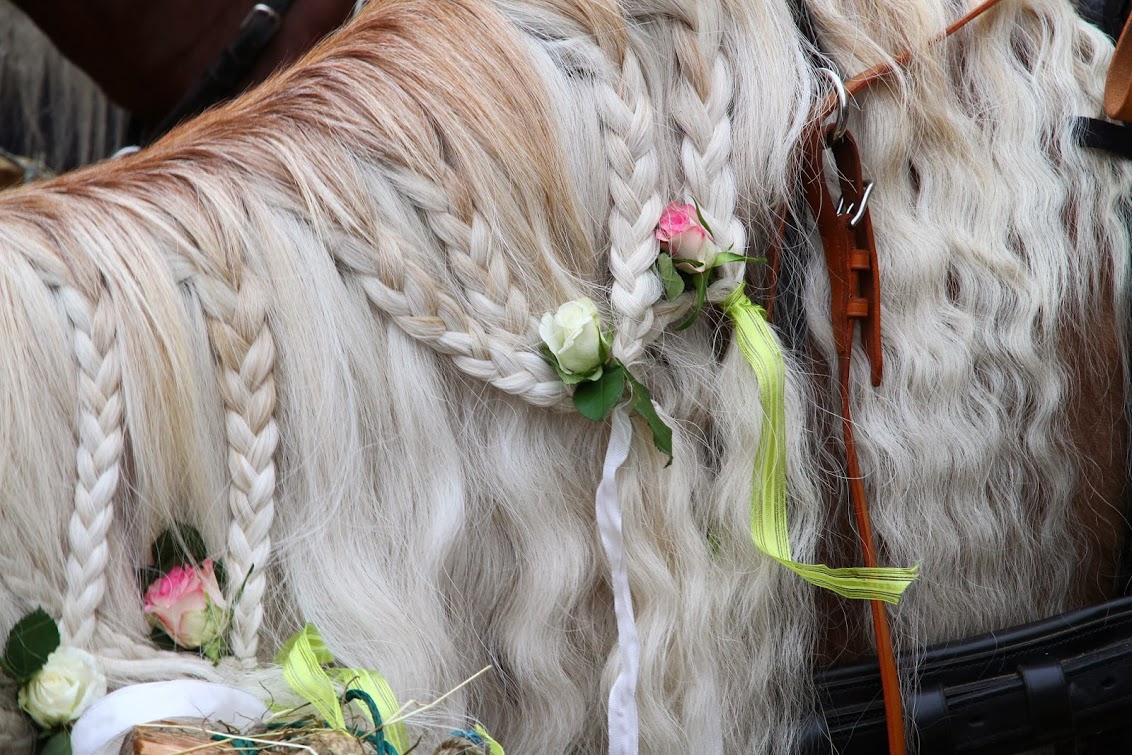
[
  {"left": 141, "top": 0, "right": 294, "bottom": 144},
  {"left": 803, "top": 596, "right": 1132, "bottom": 753}
]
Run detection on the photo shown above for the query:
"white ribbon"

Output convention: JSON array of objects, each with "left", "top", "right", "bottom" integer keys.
[
  {"left": 71, "top": 680, "right": 267, "bottom": 755},
  {"left": 596, "top": 406, "right": 639, "bottom": 755}
]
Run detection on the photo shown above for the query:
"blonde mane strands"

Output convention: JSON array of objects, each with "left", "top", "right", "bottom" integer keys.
[{"left": 0, "top": 0, "right": 1129, "bottom": 752}]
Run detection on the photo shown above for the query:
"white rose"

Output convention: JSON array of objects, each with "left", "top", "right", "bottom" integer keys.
[
  {"left": 18, "top": 646, "right": 107, "bottom": 729},
  {"left": 539, "top": 298, "right": 607, "bottom": 380}
]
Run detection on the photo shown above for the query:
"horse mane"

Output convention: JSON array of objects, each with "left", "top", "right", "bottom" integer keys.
[{"left": 0, "top": 0, "right": 1128, "bottom": 751}]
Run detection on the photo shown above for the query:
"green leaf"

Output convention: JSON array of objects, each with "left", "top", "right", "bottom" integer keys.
[
  {"left": 202, "top": 637, "right": 225, "bottom": 665},
  {"left": 3, "top": 609, "right": 60, "bottom": 683},
  {"left": 35, "top": 730, "right": 70, "bottom": 755},
  {"left": 710, "top": 252, "right": 766, "bottom": 267},
  {"left": 151, "top": 523, "right": 209, "bottom": 575},
  {"left": 676, "top": 272, "right": 709, "bottom": 331},
  {"left": 656, "top": 254, "right": 686, "bottom": 301},
  {"left": 572, "top": 364, "right": 626, "bottom": 421},
  {"left": 213, "top": 559, "right": 229, "bottom": 592},
  {"left": 692, "top": 198, "right": 715, "bottom": 237},
  {"left": 541, "top": 346, "right": 602, "bottom": 386},
  {"left": 624, "top": 370, "right": 673, "bottom": 465}
]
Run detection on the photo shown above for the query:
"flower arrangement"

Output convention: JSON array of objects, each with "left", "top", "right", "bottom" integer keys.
[
  {"left": 0, "top": 608, "right": 105, "bottom": 754},
  {"left": 654, "top": 201, "right": 762, "bottom": 328},
  {"left": 139, "top": 524, "right": 238, "bottom": 663},
  {"left": 540, "top": 298, "right": 671, "bottom": 461}
]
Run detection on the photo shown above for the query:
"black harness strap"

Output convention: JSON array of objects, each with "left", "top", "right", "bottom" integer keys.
[
  {"left": 1076, "top": 0, "right": 1132, "bottom": 158},
  {"left": 141, "top": 0, "right": 293, "bottom": 144},
  {"left": 1076, "top": 116, "right": 1132, "bottom": 159},
  {"left": 803, "top": 596, "right": 1132, "bottom": 753}
]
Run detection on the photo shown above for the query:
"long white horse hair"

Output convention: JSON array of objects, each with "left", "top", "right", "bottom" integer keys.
[{"left": 0, "top": 0, "right": 1128, "bottom": 752}]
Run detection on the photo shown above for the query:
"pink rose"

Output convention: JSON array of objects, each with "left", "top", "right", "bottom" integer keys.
[
  {"left": 656, "top": 203, "right": 699, "bottom": 242},
  {"left": 656, "top": 202, "right": 719, "bottom": 273},
  {"left": 143, "top": 559, "right": 228, "bottom": 649}
]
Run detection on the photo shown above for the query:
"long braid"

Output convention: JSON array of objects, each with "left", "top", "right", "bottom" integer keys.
[
  {"left": 668, "top": 1, "right": 745, "bottom": 285},
  {"left": 594, "top": 20, "right": 666, "bottom": 367},
  {"left": 58, "top": 281, "right": 124, "bottom": 649}
]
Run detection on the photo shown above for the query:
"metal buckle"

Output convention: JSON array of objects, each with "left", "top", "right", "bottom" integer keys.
[
  {"left": 836, "top": 181, "right": 875, "bottom": 227},
  {"left": 241, "top": 3, "right": 284, "bottom": 33},
  {"left": 818, "top": 67, "right": 849, "bottom": 145}
]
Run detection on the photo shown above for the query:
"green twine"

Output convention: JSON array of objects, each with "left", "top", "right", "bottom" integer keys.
[{"left": 344, "top": 688, "right": 399, "bottom": 755}]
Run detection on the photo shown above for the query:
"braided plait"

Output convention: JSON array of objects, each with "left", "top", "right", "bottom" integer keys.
[
  {"left": 330, "top": 212, "right": 569, "bottom": 407},
  {"left": 668, "top": 2, "right": 745, "bottom": 290},
  {"left": 58, "top": 282, "right": 124, "bottom": 649},
  {"left": 385, "top": 167, "right": 534, "bottom": 337},
  {"left": 193, "top": 269, "right": 278, "bottom": 662},
  {"left": 595, "top": 24, "right": 666, "bottom": 367}
]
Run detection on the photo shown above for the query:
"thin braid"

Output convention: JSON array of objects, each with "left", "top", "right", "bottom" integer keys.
[
  {"left": 329, "top": 203, "right": 568, "bottom": 407},
  {"left": 193, "top": 268, "right": 278, "bottom": 662},
  {"left": 57, "top": 282, "right": 124, "bottom": 649},
  {"left": 385, "top": 167, "right": 534, "bottom": 336},
  {"left": 597, "top": 29, "right": 665, "bottom": 367},
  {"left": 669, "top": 3, "right": 745, "bottom": 285}
]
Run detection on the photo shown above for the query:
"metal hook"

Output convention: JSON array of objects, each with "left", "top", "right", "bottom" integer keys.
[
  {"left": 835, "top": 181, "right": 875, "bottom": 227},
  {"left": 818, "top": 67, "right": 849, "bottom": 145}
]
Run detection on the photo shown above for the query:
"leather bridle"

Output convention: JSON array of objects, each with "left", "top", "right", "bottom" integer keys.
[{"left": 787, "top": 1, "right": 1132, "bottom": 752}]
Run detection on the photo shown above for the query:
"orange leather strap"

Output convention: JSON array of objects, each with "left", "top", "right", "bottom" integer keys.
[
  {"left": 788, "top": 5, "right": 1008, "bottom": 753},
  {"left": 1106, "top": 11, "right": 1132, "bottom": 121},
  {"left": 801, "top": 126, "right": 902, "bottom": 753},
  {"left": 811, "top": 0, "right": 1009, "bottom": 126}
]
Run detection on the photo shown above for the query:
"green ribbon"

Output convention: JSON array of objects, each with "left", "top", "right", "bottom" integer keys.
[
  {"left": 475, "top": 724, "right": 505, "bottom": 754},
  {"left": 723, "top": 287, "right": 919, "bottom": 604},
  {"left": 276, "top": 624, "right": 410, "bottom": 752}
]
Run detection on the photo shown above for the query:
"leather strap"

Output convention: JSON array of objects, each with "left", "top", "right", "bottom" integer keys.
[
  {"left": 803, "top": 595, "right": 1132, "bottom": 753},
  {"left": 143, "top": 0, "right": 294, "bottom": 143},
  {"left": 787, "top": 6, "right": 1009, "bottom": 752},
  {"left": 1020, "top": 659, "right": 1075, "bottom": 745},
  {"left": 915, "top": 683, "right": 956, "bottom": 755},
  {"left": 1075, "top": 116, "right": 1132, "bottom": 159},
  {"left": 1107, "top": 9, "right": 1132, "bottom": 120},
  {"left": 801, "top": 125, "right": 900, "bottom": 753}
]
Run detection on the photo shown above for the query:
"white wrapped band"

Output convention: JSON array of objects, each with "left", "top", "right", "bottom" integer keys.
[{"left": 596, "top": 407, "right": 640, "bottom": 755}]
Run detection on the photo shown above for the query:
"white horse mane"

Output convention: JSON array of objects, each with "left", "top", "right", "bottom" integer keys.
[{"left": 0, "top": 0, "right": 1128, "bottom": 751}]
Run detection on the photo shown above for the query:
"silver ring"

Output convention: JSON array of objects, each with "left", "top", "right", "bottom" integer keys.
[{"left": 818, "top": 67, "right": 849, "bottom": 144}]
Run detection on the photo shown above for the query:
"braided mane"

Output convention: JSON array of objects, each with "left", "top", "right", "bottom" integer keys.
[{"left": 0, "top": 0, "right": 1128, "bottom": 752}]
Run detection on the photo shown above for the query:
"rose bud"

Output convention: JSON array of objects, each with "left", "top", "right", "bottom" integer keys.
[
  {"left": 143, "top": 559, "right": 228, "bottom": 649},
  {"left": 539, "top": 297, "right": 608, "bottom": 382},
  {"left": 655, "top": 202, "right": 719, "bottom": 273}
]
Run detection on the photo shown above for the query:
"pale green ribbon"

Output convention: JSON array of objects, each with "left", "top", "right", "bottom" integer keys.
[
  {"left": 276, "top": 624, "right": 410, "bottom": 752},
  {"left": 723, "top": 287, "right": 919, "bottom": 604},
  {"left": 472, "top": 724, "right": 506, "bottom": 754}
]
